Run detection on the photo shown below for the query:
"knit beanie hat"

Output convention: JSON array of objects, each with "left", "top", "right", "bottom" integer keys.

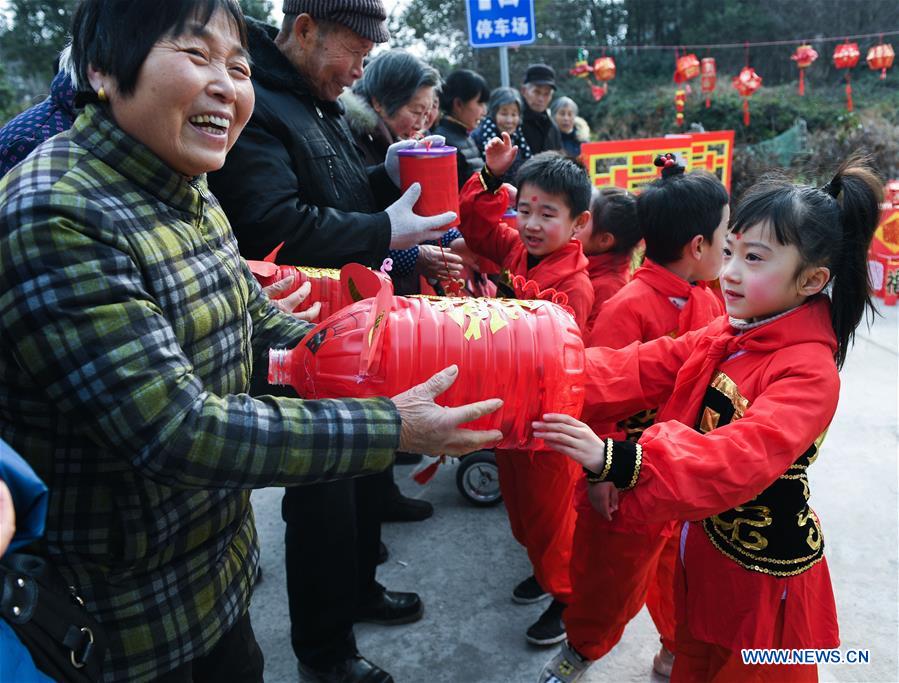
[{"left": 282, "top": 0, "right": 390, "bottom": 43}]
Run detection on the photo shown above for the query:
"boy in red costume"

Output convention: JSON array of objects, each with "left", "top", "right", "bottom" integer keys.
[
  {"left": 545, "top": 154, "right": 730, "bottom": 680},
  {"left": 459, "top": 134, "right": 593, "bottom": 645},
  {"left": 575, "top": 187, "right": 640, "bottom": 337},
  {"left": 536, "top": 158, "right": 881, "bottom": 682}
]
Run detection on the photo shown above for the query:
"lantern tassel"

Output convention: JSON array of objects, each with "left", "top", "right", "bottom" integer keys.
[
  {"left": 705, "top": 96, "right": 711, "bottom": 108},
  {"left": 743, "top": 98, "right": 750, "bottom": 126},
  {"left": 412, "top": 456, "right": 445, "bottom": 485},
  {"left": 845, "top": 73, "right": 853, "bottom": 112},
  {"left": 798, "top": 69, "right": 805, "bottom": 96},
  {"left": 881, "top": 68, "right": 887, "bottom": 80}
]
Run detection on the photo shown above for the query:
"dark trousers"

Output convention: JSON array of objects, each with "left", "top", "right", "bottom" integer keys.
[
  {"left": 283, "top": 470, "right": 386, "bottom": 669},
  {"left": 155, "top": 611, "right": 264, "bottom": 683}
]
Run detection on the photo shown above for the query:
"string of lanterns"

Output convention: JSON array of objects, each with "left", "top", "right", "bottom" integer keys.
[{"left": 568, "top": 35, "right": 894, "bottom": 126}]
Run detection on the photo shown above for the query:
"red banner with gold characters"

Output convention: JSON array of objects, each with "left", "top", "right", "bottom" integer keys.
[
  {"left": 580, "top": 130, "right": 735, "bottom": 193},
  {"left": 867, "top": 180, "right": 899, "bottom": 305}
]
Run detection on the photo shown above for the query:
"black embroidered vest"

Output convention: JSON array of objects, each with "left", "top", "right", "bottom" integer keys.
[{"left": 696, "top": 371, "right": 826, "bottom": 576}]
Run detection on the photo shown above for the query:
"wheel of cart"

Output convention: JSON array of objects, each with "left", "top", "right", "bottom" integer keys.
[{"left": 455, "top": 450, "right": 502, "bottom": 506}]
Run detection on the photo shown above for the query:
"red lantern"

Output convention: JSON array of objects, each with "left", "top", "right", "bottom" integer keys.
[
  {"left": 791, "top": 43, "right": 818, "bottom": 96},
  {"left": 867, "top": 43, "right": 895, "bottom": 79},
  {"left": 591, "top": 55, "right": 616, "bottom": 101},
  {"left": 732, "top": 66, "right": 762, "bottom": 126},
  {"left": 833, "top": 41, "right": 860, "bottom": 112},
  {"left": 674, "top": 53, "right": 701, "bottom": 83},
  {"left": 700, "top": 57, "right": 716, "bottom": 108},
  {"left": 269, "top": 285, "right": 586, "bottom": 450},
  {"left": 674, "top": 89, "right": 686, "bottom": 127}
]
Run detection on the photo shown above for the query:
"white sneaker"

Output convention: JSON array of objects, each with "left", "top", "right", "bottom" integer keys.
[
  {"left": 538, "top": 641, "right": 593, "bottom": 683},
  {"left": 652, "top": 645, "right": 675, "bottom": 677}
]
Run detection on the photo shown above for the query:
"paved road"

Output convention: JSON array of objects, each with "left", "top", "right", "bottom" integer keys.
[{"left": 250, "top": 304, "right": 898, "bottom": 683}]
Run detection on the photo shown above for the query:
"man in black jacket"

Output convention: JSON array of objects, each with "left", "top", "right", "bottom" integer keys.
[
  {"left": 208, "top": 4, "right": 456, "bottom": 682},
  {"left": 519, "top": 63, "right": 563, "bottom": 155}
]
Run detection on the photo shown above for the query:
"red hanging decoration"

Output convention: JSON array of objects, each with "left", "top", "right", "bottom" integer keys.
[
  {"left": 833, "top": 41, "right": 860, "bottom": 111},
  {"left": 790, "top": 43, "right": 818, "bottom": 96},
  {"left": 700, "top": 57, "right": 716, "bottom": 108},
  {"left": 732, "top": 66, "right": 762, "bottom": 126},
  {"left": 591, "top": 55, "right": 616, "bottom": 100},
  {"left": 674, "top": 89, "right": 686, "bottom": 127},
  {"left": 867, "top": 42, "right": 895, "bottom": 79},
  {"left": 569, "top": 48, "right": 593, "bottom": 79},
  {"left": 674, "top": 52, "right": 701, "bottom": 83}
]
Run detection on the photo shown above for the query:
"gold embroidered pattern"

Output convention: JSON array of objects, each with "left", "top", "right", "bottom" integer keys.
[
  {"left": 625, "top": 443, "right": 643, "bottom": 490},
  {"left": 701, "top": 524, "right": 827, "bottom": 577},
  {"left": 709, "top": 505, "right": 772, "bottom": 551},
  {"left": 600, "top": 438, "right": 613, "bottom": 481}
]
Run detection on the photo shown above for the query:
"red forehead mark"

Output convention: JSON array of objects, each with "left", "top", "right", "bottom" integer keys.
[
  {"left": 734, "top": 233, "right": 741, "bottom": 240},
  {"left": 531, "top": 196, "right": 538, "bottom": 202}
]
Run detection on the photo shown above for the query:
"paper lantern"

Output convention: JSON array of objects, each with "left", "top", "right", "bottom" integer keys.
[
  {"left": 867, "top": 43, "right": 894, "bottom": 79},
  {"left": 732, "top": 66, "right": 762, "bottom": 126},
  {"left": 833, "top": 41, "right": 860, "bottom": 111},
  {"left": 700, "top": 57, "right": 717, "bottom": 108},
  {"left": 590, "top": 55, "right": 616, "bottom": 101},
  {"left": 269, "top": 283, "right": 586, "bottom": 450},
  {"left": 674, "top": 53, "right": 701, "bottom": 84},
  {"left": 674, "top": 89, "right": 686, "bottom": 127},
  {"left": 790, "top": 44, "right": 818, "bottom": 96}
]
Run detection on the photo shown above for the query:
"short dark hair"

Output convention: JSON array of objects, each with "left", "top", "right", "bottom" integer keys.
[
  {"left": 514, "top": 152, "right": 592, "bottom": 217},
  {"left": 591, "top": 187, "right": 641, "bottom": 253},
  {"left": 637, "top": 170, "right": 729, "bottom": 264},
  {"left": 71, "top": 0, "right": 248, "bottom": 99},
  {"left": 438, "top": 69, "right": 489, "bottom": 114},
  {"left": 353, "top": 50, "right": 440, "bottom": 116}
]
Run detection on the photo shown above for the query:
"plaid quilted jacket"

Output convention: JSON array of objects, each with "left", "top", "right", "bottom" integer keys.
[{"left": 0, "top": 105, "right": 400, "bottom": 682}]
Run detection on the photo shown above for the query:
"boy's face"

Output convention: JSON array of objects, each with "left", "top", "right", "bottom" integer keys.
[
  {"left": 693, "top": 204, "right": 730, "bottom": 281},
  {"left": 517, "top": 183, "right": 589, "bottom": 257}
]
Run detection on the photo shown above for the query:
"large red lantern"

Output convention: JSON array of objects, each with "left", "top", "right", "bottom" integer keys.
[
  {"left": 833, "top": 41, "right": 860, "bottom": 112},
  {"left": 791, "top": 43, "right": 818, "bottom": 96},
  {"left": 867, "top": 43, "right": 895, "bottom": 79},
  {"left": 674, "top": 52, "right": 701, "bottom": 85},
  {"left": 269, "top": 282, "right": 586, "bottom": 450},
  {"left": 591, "top": 55, "right": 616, "bottom": 101},
  {"left": 700, "top": 57, "right": 716, "bottom": 108},
  {"left": 732, "top": 66, "right": 762, "bottom": 126}
]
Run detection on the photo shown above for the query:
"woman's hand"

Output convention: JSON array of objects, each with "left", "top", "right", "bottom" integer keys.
[
  {"left": 532, "top": 413, "right": 606, "bottom": 473},
  {"left": 0, "top": 480, "right": 15, "bottom": 557},
  {"left": 587, "top": 481, "right": 619, "bottom": 521},
  {"left": 393, "top": 366, "right": 503, "bottom": 455},
  {"left": 484, "top": 132, "right": 518, "bottom": 179},
  {"left": 416, "top": 244, "right": 464, "bottom": 281},
  {"left": 263, "top": 276, "right": 322, "bottom": 322}
]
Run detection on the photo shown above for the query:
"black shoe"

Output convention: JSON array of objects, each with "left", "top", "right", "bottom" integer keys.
[
  {"left": 297, "top": 655, "right": 394, "bottom": 683},
  {"left": 395, "top": 451, "right": 424, "bottom": 465},
  {"left": 356, "top": 587, "right": 424, "bottom": 625},
  {"left": 254, "top": 564, "right": 263, "bottom": 585},
  {"left": 526, "top": 599, "right": 567, "bottom": 646},
  {"left": 381, "top": 494, "right": 433, "bottom": 522},
  {"left": 512, "top": 575, "right": 549, "bottom": 604},
  {"left": 377, "top": 541, "right": 389, "bottom": 565}
]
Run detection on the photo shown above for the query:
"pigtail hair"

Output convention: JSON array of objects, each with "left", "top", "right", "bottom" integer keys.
[{"left": 827, "top": 155, "right": 883, "bottom": 368}]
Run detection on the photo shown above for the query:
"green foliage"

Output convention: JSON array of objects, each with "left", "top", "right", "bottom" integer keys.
[
  {"left": 239, "top": 0, "right": 274, "bottom": 23},
  {"left": 0, "top": 62, "right": 21, "bottom": 123},
  {"left": 1, "top": 0, "right": 76, "bottom": 85}
]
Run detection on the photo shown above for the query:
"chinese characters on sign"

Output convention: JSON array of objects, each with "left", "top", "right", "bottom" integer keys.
[{"left": 467, "top": 0, "right": 536, "bottom": 48}]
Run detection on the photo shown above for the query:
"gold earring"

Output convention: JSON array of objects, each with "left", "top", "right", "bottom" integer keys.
[{"left": 98, "top": 86, "right": 107, "bottom": 102}]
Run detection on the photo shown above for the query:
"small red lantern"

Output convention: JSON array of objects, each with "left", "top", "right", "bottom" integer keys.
[
  {"left": 674, "top": 89, "right": 686, "bottom": 127},
  {"left": 867, "top": 43, "right": 895, "bottom": 79},
  {"left": 674, "top": 53, "right": 701, "bottom": 83},
  {"left": 732, "top": 66, "right": 762, "bottom": 126},
  {"left": 700, "top": 57, "right": 716, "bottom": 108},
  {"left": 791, "top": 43, "right": 818, "bottom": 96},
  {"left": 569, "top": 48, "right": 592, "bottom": 79},
  {"left": 591, "top": 55, "right": 616, "bottom": 100},
  {"left": 833, "top": 41, "right": 860, "bottom": 111}
]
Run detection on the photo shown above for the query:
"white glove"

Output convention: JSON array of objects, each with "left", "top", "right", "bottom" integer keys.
[
  {"left": 385, "top": 183, "right": 457, "bottom": 249},
  {"left": 384, "top": 135, "right": 448, "bottom": 187}
]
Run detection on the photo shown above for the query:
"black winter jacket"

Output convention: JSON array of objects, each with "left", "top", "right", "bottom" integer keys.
[
  {"left": 521, "top": 103, "right": 563, "bottom": 155},
  {"left": 208, "top": 20, "right": 396, "bottom": 268},
  {"left": 433, "top": 116, "right": 484, "bottom": 189}
]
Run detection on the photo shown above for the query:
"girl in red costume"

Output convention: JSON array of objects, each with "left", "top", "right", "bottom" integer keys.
[
  {"left": 559, "top": 155, "right": 730, "bottom": 680},
  {"left": 535, "top": 157, "right": 882, "bottom": 683},
  {"left": 459, "top": 134, "right": 594, "bottom": 646}
]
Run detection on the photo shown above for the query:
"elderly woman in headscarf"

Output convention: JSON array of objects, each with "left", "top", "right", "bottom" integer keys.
[{"left": 0, "top": 2, "right": 502, "bottom": 680}]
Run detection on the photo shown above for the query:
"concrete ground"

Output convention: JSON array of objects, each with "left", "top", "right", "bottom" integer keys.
[{"left": 250, "top": 303, "right": 899, "bottom": 683}]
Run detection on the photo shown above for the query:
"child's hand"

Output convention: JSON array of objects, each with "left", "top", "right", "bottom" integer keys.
[
  {"left": 485, "top": 132, "right": 518, "bottom": 179},
  {"left": 532, "top": 413, "right": 605, "bottom": 473},
  {"left": 587, "top": 481, "right": 619, "bottom": 521}
]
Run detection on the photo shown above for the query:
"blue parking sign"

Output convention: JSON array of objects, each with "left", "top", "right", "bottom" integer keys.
[{"left": 466, "top": 0, "right": 536, "bottom": 48}]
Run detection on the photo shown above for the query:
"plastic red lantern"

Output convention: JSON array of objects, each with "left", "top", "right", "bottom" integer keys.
[
  {"left": 791, "top": 44, "right": 818, "bottom": 96},
  {"left": 674, "top": 89, "right": 686, "bottom": 127},
  {"left": 269, "top": 284, "right": 586, "bottom": 450},
  {"left": 674, "top": 53, "right": 700, "bottom": 84},
  {"left": 833, "top": 41, "right": 860, "bottom": 112},
  {"left": 867, "top": 43, "right": 895, "bottom": 79},
  {"left": 732, "top": 66, "right": 762, "bottom": 126},
  {"left": 700, "top": 57, "right": 716, "bottom": 108}
]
